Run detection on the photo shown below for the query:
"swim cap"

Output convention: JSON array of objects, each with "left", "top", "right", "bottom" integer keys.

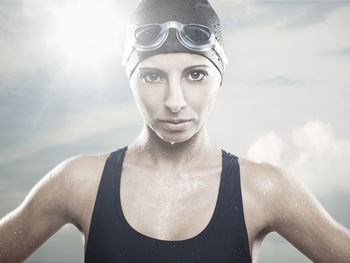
[{"left": 123, "top": 0, "right": 226, "bottom": 81}]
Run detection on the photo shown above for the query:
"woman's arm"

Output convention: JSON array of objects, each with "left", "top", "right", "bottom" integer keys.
[
  {"left": 0, "top": 157, "right": 79, "bottom": 263},
  {"left": 267, "top": 166, "right": 350, "bottom": 262}
]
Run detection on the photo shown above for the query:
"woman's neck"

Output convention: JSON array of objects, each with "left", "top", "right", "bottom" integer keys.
[{"left": 127, "top": 123, "right": 220, "bottom": 171}]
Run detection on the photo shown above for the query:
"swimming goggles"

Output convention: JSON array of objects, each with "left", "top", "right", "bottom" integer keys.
[{"left": 123, "top": 20, "right": 228, "bottom": 65}]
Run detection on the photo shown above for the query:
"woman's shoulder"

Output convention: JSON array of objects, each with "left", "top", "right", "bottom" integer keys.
[
  {"left": 237, "top": 156, "right": 317, "bottom": 227},
  {"left": 49, "top": 151, "right": 111, "bottom": 191},
  {"left": 237, "top": 156, "right": 292, "bottom": 194},
  {"left": 237, "top": 157, "right": 300, "bottom": 225},
  {"left": 47, "top": 151, "right": 111, "bottom": 225},
  {"left": 58, "top": 151, "right": 111, "bottom": 175},
  {"left": 57, "top": 151, "right": 112, "bottom": 193}
]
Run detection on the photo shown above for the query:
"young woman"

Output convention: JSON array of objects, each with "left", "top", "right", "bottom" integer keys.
[{"left": 1, "top": 0, "right": 349, "bottom": 262}]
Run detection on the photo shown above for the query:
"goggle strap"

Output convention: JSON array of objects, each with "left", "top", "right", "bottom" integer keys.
[{"left": 214, "top": 40, "right": 228, "bottom": 65}]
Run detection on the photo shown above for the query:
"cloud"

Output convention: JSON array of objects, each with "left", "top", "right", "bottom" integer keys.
[
  {"left": 247, "top": 131, "right": 285, "bottom": 166},
  {"left": 257, "top": 76, "right": 302, "bottom": 86},
  {"left": 0, "top": 179, "right": 8, "bottom": 192},
  {"left": 289, "top": 120, "right": 350, "bottom": 195},
  {"left": 292, "top": 120, "right": 336, "bottom": 157},
  {"left": 246, "top": 120, "right": 350, "bottom": 195},
  {"left": 324, "top": 47, "right": 350, "bottom": 56},
  {"left": 0, "top": 0, "right": 129, "bottom": 77},
  {"left": 216, "top": 2, "right": 350, "bottom": 135},
  {"left": 216, "top": 0, "right": 349, "bottom": 30},
  {"left": 0, "top": 102, "right": 141, "bottom": 165}
]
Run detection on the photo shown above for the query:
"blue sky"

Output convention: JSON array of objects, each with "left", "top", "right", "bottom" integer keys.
[{"left": 0, "top": 0, "right": 349, "bottom": 262}]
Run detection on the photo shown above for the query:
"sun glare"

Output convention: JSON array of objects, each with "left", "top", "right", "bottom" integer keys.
[{"left": 50, "top": 0, "right": 126, "bottom": 69}]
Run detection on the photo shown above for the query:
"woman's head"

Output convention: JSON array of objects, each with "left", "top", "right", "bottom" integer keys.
[
  {"left": 123, "top": 0, "right": 227, "bottom": 80},
  {"left": 124, "top": 0, "right": 226, "bottom": 144}
]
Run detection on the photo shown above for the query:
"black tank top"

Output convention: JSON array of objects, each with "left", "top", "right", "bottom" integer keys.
[{"left": 85, "top": 146, "right": 252, "bottom": 263}]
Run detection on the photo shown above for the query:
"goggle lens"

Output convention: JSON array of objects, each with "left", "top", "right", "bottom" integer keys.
[
  {"left": 135, "top": 25, "right": 162, "bottom": 45},
  {"left": 183, "top": 25, "right": 211, "bottom": 45}
]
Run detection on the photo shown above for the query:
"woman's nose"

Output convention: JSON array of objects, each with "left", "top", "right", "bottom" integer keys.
[{"left": 165, "top": 78, "right": 186, "bottom": 113}]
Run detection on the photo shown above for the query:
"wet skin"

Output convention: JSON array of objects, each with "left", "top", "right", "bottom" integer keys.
[{"left": 1, "top": 53, "right": 350, "bottom": 263}]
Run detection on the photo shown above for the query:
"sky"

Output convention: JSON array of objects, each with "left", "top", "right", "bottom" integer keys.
[{"left": 0, "top": 0, "right": 349, "bottom": 262}]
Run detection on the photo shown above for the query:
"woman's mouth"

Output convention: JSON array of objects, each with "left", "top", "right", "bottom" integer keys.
[{"left": 159, "top": 119, "right": 192, "bottom": 131}]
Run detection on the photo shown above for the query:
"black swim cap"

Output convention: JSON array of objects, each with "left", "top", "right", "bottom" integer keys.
[{"left": 123, "top": 0, "right": 226, "bottom": 81}]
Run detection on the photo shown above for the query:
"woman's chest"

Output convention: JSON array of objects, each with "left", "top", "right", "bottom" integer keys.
[
  {"left": 78, "top": 157, "right": 264, "bottom": 257},
  {"left": 119, "top": 165, "right": 222, "bottom": 241}
]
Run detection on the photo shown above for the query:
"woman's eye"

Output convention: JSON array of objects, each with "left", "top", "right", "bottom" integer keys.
[
  {"left": 188, "top": 70, "right": 207, "bottom": 81},
  {"left": 143, "top": 72, "right": 161, "bottom": 83}
]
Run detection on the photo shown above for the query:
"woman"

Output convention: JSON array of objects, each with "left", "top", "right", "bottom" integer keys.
[{"left": 0, "top": 0, "right": 349, "bottom": 262}]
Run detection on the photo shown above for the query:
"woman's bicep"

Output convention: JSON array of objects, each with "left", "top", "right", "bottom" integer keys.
[
  {"left": 0, "top": 159, "right": 76, "bottom": 263},
  {"left": 270, "top": 171, "right": 350, "bottom": 263}
]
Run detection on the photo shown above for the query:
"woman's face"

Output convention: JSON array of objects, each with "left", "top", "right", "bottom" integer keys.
[{"left": 129, "top": 52, "right": 221, "bottom": 143}]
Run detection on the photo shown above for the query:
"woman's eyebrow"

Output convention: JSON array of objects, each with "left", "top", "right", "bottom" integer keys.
[
  {"left": 183, "top": 65, "right": 210, "bottom": 71},
  {"left": 138, "top": 67, "right": 164, "bottom": 73},
  {"left": 138, "top": 65, "right": 209, "bottom": 73}
]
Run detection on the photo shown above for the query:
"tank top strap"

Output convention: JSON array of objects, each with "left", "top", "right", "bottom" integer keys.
[
  {"left": 108, "top": 146, "right": 128, "bottom": 222},
  {"left": 85, "top": 146, "right": 127, "bottom": 262},
  {"left": 219, "top": 149, "right": 251, "bottom": 260},
  {"left": 220, "top": 149, "right": 243, "bottom": 211}
]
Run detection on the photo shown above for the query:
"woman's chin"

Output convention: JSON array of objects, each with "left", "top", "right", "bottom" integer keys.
[{"left": 156, "top": 129, "right": 195, "bottom": 145}]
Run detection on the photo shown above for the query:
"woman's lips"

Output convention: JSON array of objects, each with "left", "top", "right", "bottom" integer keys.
[{"left": 160, "top": 120, "right": 192, "bottom": 131}]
